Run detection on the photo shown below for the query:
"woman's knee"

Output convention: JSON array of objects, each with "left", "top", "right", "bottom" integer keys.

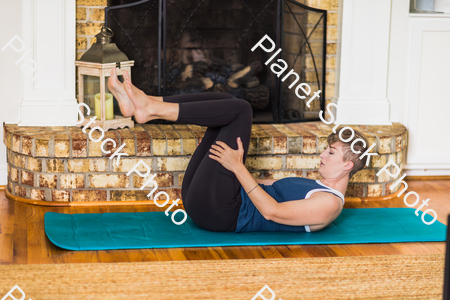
[
  {"left": 222, "top": 92, "right": 236, "bottom": 99},
  {"left": 238, "top": 100, "right": 253, "bottom": 118},
  {"left": 202, "top": 92, "right": 236, "bottom": 100}
]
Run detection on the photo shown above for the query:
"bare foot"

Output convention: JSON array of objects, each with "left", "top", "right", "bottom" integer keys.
[
  {"left": 122, "top": 71, "right": 158, "bottom": 123},
  {"left": 107, "top": 67, "right": 135, "bottom": 117}
]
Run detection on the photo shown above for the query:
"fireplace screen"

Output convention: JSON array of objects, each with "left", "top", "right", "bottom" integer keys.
[{"left": 106, "top": 0, "right": 327, "bottom": 124}]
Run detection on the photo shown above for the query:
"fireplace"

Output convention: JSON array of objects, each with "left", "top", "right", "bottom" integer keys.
[{"left": 105, "top": 0, "right": 327, "bottom": 124}]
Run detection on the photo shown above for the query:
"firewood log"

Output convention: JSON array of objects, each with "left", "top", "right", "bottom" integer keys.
[
  {"left": 231, "top": 63, "right": 244, "bottom": 72},
  {"left": 226, "top": 85, "right": 270, "bottom": 110},
  {"left": 181, "top": 61, "right": 210, "bottom": 81},
  {"left": 172, "top": 77, "right": 213, "bottom": 90},
  {"left": 227, "top": 61, "right": 263, "bottom": 88},
  {"left": 210, "top": 57, "right": 228, "bottom": 68},
  {"left": 192, "top": 61, "right": 209, "bottom": 77},
  {"left": 211, "top": 83, "right": 226, "bottom": 93},
  {"left": 181, "top": 64, "right": 193, "bottom": 81},
  {"left": 242, "top": 76, "right": 260, "bottom": 88},
  {"left": 244, "top": 85, "right": 270, "bottom": 110}
]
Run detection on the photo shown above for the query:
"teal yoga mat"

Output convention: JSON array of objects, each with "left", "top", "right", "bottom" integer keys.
[{"left": 44, "top": 208, "right": 447, "bottom": 251}]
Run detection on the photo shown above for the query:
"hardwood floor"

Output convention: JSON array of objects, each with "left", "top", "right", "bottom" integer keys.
[{"left": 1, "top": 180, "right": 449, "bottom": 265}]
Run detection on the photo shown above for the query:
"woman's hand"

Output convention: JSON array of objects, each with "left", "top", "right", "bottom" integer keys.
[{"left": 209, "top": 137, "right": 244, "bottom": 173}]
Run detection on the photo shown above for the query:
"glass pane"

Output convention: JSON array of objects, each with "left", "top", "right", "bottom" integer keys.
[{"left": 82, "top": 75, "right": 100, "bottom": 120}]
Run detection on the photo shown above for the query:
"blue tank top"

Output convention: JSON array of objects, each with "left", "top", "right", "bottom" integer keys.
[{"left": 235, "top": 177, "right": 345, "bottom": 233}]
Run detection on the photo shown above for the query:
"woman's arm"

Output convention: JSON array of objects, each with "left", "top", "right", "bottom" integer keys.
[
  {"left": 232, "top": 163, "right": 279, "bottom": 220},
  {"left": 209, "top": 138, "right": 337, "bottom": 227},
  {"left": 232, "top": 163, "right": 339, "bottom": 226},
  {"left": 255, "top": 179, "right": 277, "bottom": 185}
]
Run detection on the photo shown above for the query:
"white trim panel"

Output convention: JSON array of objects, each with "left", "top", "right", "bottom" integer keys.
[
  {"left": 403, "top": 19, "right": 450, "bottom": 168},
  {"left": 20, "top": 0, "right": 77, "bottom": 126},
  {"left": 334, "top": 98, "right": 391, "bottom": 125},
  {"left": 334, "top": 0, "right": 392, "bottom": 125},
  {"left": 19, "top": 100, "right": 78, "bottom": 126}
]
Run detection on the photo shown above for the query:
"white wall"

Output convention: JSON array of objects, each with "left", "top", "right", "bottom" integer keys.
[{"left": 0, "top": 0, "right": 24, "bottom": 184}]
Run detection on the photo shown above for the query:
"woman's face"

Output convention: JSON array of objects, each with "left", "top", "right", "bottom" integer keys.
[{"left": 318, "top": 142, "right": 353, "bottom": 178}]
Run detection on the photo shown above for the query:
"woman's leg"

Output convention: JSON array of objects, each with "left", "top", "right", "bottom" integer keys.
[
  {"left": 176, "top": 98, "right": 253, "bottom": 231},
  {"left": 115, "top": 72, "right": 253, "bottom": 231},
  {"left": 146, "top": 96, "right": 253, "bottom": 231},
  {"left": 150, "top": 94, "right": 253, "bottom": 231},
  {"left": 163, "top": 92, "right": 237, "bottom": 104},
  {"left": 159, "top": 92, "right": 239, "bottom": 203}
]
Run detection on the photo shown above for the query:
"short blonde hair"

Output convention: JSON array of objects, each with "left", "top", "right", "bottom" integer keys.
[{"left": 326, "top": 127, "right": 369, "bottom": 180}]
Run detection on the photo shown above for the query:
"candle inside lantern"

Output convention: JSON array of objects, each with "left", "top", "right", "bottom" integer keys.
[{"left": 95, "top": 93, "right": 114, "bottom": 120}]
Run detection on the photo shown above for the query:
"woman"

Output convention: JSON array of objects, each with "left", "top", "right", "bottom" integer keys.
[{"left": 108, "top": 67, "right": 369, "bottom": 233}]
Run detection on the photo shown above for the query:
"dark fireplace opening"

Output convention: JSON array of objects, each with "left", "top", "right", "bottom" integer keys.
[{"left": 106, "top": 0, "right": 326, "bottom": 124}]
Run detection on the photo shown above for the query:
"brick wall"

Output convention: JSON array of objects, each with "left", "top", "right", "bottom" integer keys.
[
  {"left": 4, "top": 123, "right": 407, "bottom": 202},
  {"left": 76, "top": 0, "right": 108, "bottom": 60}
]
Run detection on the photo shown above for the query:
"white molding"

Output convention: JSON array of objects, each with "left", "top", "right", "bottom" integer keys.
[
  {"left": 404, "top": 163, "right": 450, "bottom": 170},
  {"left": 403, "top": 18, "right": 450, "bottom": 167},
  {"left": 18, "top": 100, "right": 78, "bottom": 126},
  {"left": 402, "top": 164, "right": 450, "bottom": 176},
  {"left": 403, "top": 18, "right": 450, "bottom": 128},
  {"left": 409, "top": 13, "right": 450, "bottom": 18},
  {"left": 387, "top": 0, "right": 409, "bottom": 124},
  {"left": 334, "top": 0, "right": 392, "bottom": 125},
  {"left": 332, "top": 98, "right": 391, "bottom": 125},
  {"left": 0, "top": 163, "right": 7, "bottom": 186},
  {"left": 20, "top": 0, "right": 77, "bottom": 126}
]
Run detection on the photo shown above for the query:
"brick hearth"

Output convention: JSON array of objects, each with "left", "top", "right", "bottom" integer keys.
[{"left": 3, "top": 122, "right": 407, "bottom": 203}]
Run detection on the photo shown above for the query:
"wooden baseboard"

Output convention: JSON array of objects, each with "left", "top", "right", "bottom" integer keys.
[
  {"left": 4, "top": 188, "right": 172, "bottom": 207},
  {"left": 5, "top": 188, "right": 70, "bottom": 206},
  {"left": 344, "top": 183, "right": 407, "bottom": 203},
  {"left": 404, "top": 175, "right": 450, "bottom": 180},
  {"left": 4, "top": 183, "right": 408, "bottom": 206}
]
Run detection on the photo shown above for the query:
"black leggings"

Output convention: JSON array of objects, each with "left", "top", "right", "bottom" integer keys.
[{"left": 163, "top": 92, "right": 253, "bottom": 232}]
